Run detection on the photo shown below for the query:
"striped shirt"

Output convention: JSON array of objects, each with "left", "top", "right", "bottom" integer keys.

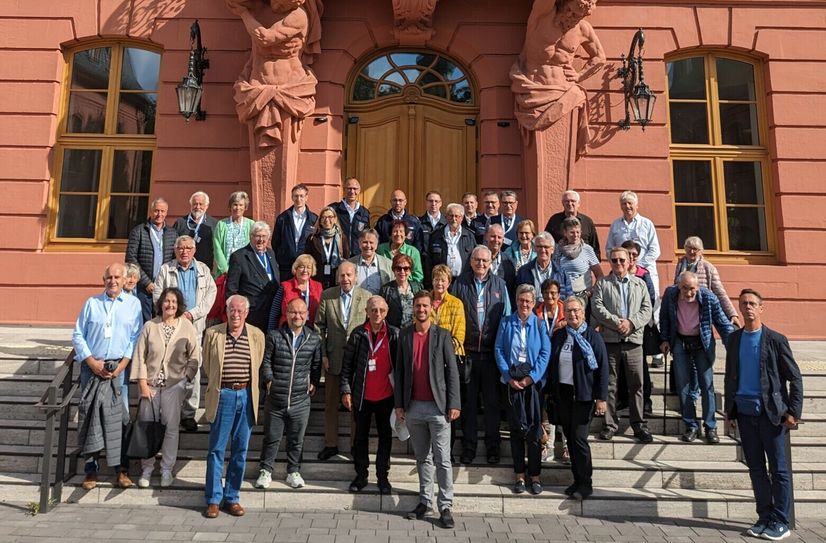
[{"left": 221, "top": 328, "right": 251, "bottom": 383}]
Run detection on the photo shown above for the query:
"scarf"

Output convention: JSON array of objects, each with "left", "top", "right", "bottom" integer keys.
[
  {"left": 558, "top": 240, "right": 584, "bottom": 260},
  {"left": 320, "top": 225, "right": 341, "bottom": 267},
  {"left": 566, "top": 321, "right": 598, "bottom": 371}
]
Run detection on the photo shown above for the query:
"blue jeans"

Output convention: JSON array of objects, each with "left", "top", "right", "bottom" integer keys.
[
  {"left": 205, "top": 388, "right": 253, "bottom": 505},
  {"left": 737, "top": 411, "right": 790, "bottom": 526},
  {"left": 136, "top": 289, "right": 153, "bottom": 323},
  {"left": 672, "top": 340, "right": 716, "bottom": 430}
]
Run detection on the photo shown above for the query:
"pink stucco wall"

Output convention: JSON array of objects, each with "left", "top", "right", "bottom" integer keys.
[{"left": 0, "top": 0, "right": 824, "bottom": 337}]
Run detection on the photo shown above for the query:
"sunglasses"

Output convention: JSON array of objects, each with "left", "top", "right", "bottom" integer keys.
[
  {"left": 394, "top": 266, "right": 412, "bottom": 272},
  {"left": 611, "top": 258, "right": 627, "bottom": 264}
]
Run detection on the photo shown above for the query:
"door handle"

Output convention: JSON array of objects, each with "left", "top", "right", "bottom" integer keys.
[
  {"left": 348, "top": 116, "right": 360, "bottom": 124},
  {"left": 465, "top": 118, "right": 476, "bottom": 126}
]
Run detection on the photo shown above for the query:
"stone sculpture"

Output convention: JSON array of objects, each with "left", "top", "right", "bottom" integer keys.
[
  {"left": 392, "top": 0, "right": 439, "bottom": 42},
  {"left": 226, "top": 0, "right": 323, "bottom": 220}
]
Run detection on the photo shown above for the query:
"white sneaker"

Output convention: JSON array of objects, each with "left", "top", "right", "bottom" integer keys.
[
  {"left": 285, "top": 472, "right": 305, "bottom": 489},
  {"left": 137, "top": 472, "right": 151, "bottom": 488},
  {"left": 160, "top": 471, "right": 174, "bottom": 487},
  {"left": 255, "top": 469, "right": 272, "bottom": 489}
]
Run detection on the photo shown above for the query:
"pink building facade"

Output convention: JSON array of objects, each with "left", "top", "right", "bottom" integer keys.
[{"left": 1, "top": 0, "right": 824, "bottom": 337}]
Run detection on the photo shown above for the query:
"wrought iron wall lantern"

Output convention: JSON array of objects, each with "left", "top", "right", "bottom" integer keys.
[
  {"left": 617, "top": 28, "right": 655, "bottom": 130},
  {"left": 176, "top": 20, "right": 209, "bottom": 121}
]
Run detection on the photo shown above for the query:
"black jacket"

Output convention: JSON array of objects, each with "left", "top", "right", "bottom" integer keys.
[
  {"left": 273, "top": 206, "right": 318, "bottom": 275},
  {"left": 173, "top": 214, "right": 217, "bottom": 270},
  {"left": 126, "top": 221, "right": 177, "bottom": 289},
  {"left": 426, "top": 225, "right": 475, "bottom": 287},
  {"left": 375, "top": 211, "right": 424, "bottom": 253},
  {"left": 467, "top": 215, "right": 490, "bottom": 244},
  {"left": 226, "top": 244, "right": 281, "bottom": 331},
  {"left": 724, "top": 325, "right": 804, "bottom": 426},
  {"left": 548, "top": 327, "right": 609, "bottom": 402},
  {"left": 490, "top": 214, "right": 526, "bottom": 245},
  {"left": 329, "top": 201, "right": 371, "bottom": 257},
  {"left": 419, "top": 212, "right": 448, "bottom": 259},
  {"left": 394, "top": 324, "right": 460, "bottom": 415},
  {"left": 305, "top": 233, "right": 351, "bottom": 289},
  {"left": 340, "top": 323, "right": 400, "bottom": 411},
  {"left": 450, "top": 272, "right": 509, "bottom": 353},
  {"left": 262, "top": 324, "right": 322, "bottom": 409},
  {"left": 544, "top": 211, "right": 601, "bottom": 260},
  {"left": 380, "top": 280, "right": 423, "bottom": 328}
]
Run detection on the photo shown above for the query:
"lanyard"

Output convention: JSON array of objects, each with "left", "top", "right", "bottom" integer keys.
[
  {"left": 149, "top": 225, "right": 163, "bottom": 248},
  {"left": 366, "top": 326, "right": 386, "bottom": 359},
  {"left": 502, "top": 216, "right": 515, "bottom": 235},
  {"left": 519, "top": 322, "right": 527, "bottom": 353},
  {"left": 491, "top": 254, "right": 501, "bottom": 274},
  {"left": 544, "top": 304, "right": 559, "bottom": 333},
  {"left": 186, "top": 214, "right": 204, "bottom": 240},
  {"left": 257, "top": 252, "right": 271, "bottom": 277},
  {"left": 323, "top": 237, "right": 334, "bottom": 263}
]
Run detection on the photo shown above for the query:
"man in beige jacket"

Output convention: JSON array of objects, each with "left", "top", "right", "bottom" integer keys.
[
  {"left": 154, "top": 235, "right": 217, "bottom": 431},
  {"left": 314, "top": 261, "right": 371, "bottom": 460},
  {"left": 202, "top": 295, "right": 265, "bottom": 519}
]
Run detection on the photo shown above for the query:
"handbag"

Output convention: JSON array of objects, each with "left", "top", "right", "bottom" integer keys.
[
  {"left": 125, "top": 397, "right": 167, "bottom": 459},
  {"left": 451, "top": 335, "right": 471, "bottom": 384},
  {"left": 642, "top": 323, "right": 661, "bottom": 356}
]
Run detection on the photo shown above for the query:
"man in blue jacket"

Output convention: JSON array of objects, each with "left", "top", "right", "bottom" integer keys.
[
  {"left": 659, "top": 271, "right": 735, "bottom": 444},
  {"left": 273, "top": 184, "right": 317, "bottom": 280},
  {"left": 724, "top": 289, "right": 803, "bottom": 541}
]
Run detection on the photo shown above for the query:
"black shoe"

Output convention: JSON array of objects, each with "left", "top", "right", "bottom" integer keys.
[
  {"left": 407, "top": 502, "right": 428, "bottom": 520},
  {"left": 576, "top": 485, "right": 594, "bottom": 500},
  {"left": 486, "top": 453, "right": 500, "bottom": 465},
  {"left": 530, "top": 481, "right": 543, "bottom": 495},
  {"left": 681, "top": 427, "right": 699, "bottom": 443},
  {"left": 317, "top": 446, "right": 339, "bottom": 461},
  {"left": 348, "top": 476, "right": 367, "bottom": 493},
  {"left": 377, "top": 478, "right": 392, "bottom": 495},
  {"left": 644, "top": 401, "right": 654, "bottom": 416},
  {"left": 564, "top": 483, "right": 578, "bottom": 497},
  {"left": 633, "top": 427, "right": 654, "bottom": 444},
  {"left": 705, "top": 428, "right": 720, "bottom": 444},
  {"left": 439, "top": 508, "right": 455, "bottom": 529},
  {"left": 513, "top": 480, "right": 526, "bottom": 494},
  {"left": 459, "top": 453, "right": 474, "bottom": 465},
  {"left": 598, "top": 428, "right": 615, "bottom": 441},
  {"left": 181, "top": 418, "right": 198, "bottom": 432},
  {"left": 615, "top": 401, "right": 628, "bottom": 411}
]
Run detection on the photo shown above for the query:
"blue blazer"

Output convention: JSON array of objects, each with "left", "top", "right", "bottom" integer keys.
[
  {"left": 548, "top": 326, "right": 609, "bottom": 402},
  {"left": 273, "top": 206, "right": 318, "bottom": 271},
  {"left": 494, "top": 313, "right": 550, "bottom": 386}
]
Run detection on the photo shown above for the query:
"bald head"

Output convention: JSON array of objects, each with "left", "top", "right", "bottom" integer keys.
[
  {"left": 103, "top": 263, "right": 126, "bottom": 299},
  {"left": 390, "top": 190, "right": 407, "bottom": 214}
]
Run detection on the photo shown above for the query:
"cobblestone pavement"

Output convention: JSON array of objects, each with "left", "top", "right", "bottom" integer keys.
[{"left": 1, "top": 504, "right": 825, "bottom": 542}]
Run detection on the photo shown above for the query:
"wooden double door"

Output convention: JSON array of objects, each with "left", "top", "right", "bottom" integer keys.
[{"left": 345, "top": 93, "right": 478, "bottom": 223}]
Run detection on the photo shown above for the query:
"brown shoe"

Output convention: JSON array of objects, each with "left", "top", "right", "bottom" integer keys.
[
  {"left": 223, "top": 502, "right": 245, "bottom": 517},
  {"left": 116, "top": 471, "right": 133, "bottom": 489},
  {"left": 81, "top": 472, "right": 97, "bottom": 491},
  {"left": 204, "top": 504, "right": 219, "bottom": 519}
]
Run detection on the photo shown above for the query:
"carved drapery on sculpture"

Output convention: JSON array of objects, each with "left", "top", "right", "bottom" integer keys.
[
  {"left": 510, "top": 0, "right": 604, "bottom": 157},
  {"left": 392, "top": 0, "right": 439, "bottom": 42},
  {"left": 226, "top": 0, "right": 323, "bottom": 220}
]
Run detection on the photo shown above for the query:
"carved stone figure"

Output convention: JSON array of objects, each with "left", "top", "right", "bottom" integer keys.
[
  {"left": 392, "top": 0, "right": 439, "bottom": 42},
  {"left": 510, "top": 0, "right": 605, "bottom": 155},
  {"left": 510, "top": 0, "right": 605, "bottom": 222},
  {"left": 226, "top": 0, "right": 323, "bottom": 220}
]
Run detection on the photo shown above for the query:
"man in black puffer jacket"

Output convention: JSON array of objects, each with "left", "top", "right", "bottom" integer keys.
[
  {"left": 340, "top": 296, "right": 400, "bottom": 495},
  {"left": 255, "top": 298, "right": 322, "bottom": 490}
]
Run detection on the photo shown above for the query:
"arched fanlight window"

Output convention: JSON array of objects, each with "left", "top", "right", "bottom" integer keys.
[{"left": 352, "top": 51, "right": 473, "bottom": 104}]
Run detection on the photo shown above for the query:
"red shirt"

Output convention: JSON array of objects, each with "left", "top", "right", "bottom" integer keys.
[
  {"left": 364, "top": 324, "right": 394, "bottom": 401},
  {"left": 412, "top": 329, "right": 435, "bottom": 402}
]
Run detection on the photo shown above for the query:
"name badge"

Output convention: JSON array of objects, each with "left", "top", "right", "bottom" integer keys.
[
  {"left": 518, "top": 351, "right": 527, "bottom": 364},
  {"left": 476, "top": 300, "right": 484, "bottom": 311},
  {"left": 368, "top": 358, "right": 376, "bottom": 372},
  {"left": 324, "top": 264, "right": 331, "bottom": 275},
  {"left": 503, "top": 238, "right": 513, "bottom": 246},
  {"left": 193, "top": 235, "right": 201, "bottom": 244},
  {"left": 104, "top": 325, "right": 113, "bottom": 339}
]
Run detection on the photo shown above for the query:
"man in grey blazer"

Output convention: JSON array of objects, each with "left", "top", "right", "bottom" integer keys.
[
  {"left": 348, "top": 228, "right": 393, "bottom": 294},
  {"left": 590, "top": 246, "right": 653, "bottom": 443},
  {"left": 394, "top": 291, "right": 461, "bottom": 529},
  {"left": 315, "top": 261, "right": 371, "bottom": 460}
]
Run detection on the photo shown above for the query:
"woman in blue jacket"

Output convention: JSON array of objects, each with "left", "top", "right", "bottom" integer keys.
[
  {"left": 494, "top": 284, "right": 550, "bottom": 495},
  {"left": 548, "top": 296, "right": 609, "bottom": 500}
]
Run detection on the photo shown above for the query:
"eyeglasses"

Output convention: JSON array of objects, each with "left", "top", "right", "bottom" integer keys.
[
  {"left": 629, "top": 253, "right": 639, "bottom": 258},
  {"left": 610, "top": 258, "right": 627, "bottom": 264},
  {"left": 394, "top": 266, "right": 411, "bottom": 272},
  {"left": 296, "top": 265, "right": 310, "bottom": 271},
  {"left": 177, "top": 246, "right": 196, "bottom": 251},
  {"left": 472, "top": 258, "right": 491, "bottom": 263},
  {"left": 535, "top": 245, "right": 552, "bottom": 251},
  {"left": 501, "top": 201, "right": 516, "bottom": 206}
]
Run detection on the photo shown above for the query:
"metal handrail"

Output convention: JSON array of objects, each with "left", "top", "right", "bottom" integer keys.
[{"left": 34, "top": 349, "right": 78, "bottom": 514}]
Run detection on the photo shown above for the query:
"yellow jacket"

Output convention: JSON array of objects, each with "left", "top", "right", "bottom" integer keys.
[{"left": 431, "top": 293, "right": 466, "bottom": 356}]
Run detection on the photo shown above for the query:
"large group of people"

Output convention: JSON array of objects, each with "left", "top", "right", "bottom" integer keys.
[{"left": 70, "top": 179, "right": 804, "bottom": 539}]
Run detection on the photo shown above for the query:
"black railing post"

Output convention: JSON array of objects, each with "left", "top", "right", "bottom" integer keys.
[
  {"left": 38, "top": 385, "right": 56, "bottom": 514},
  {"left": 785, "top": 423, "right": 797, "bottom": 530}
]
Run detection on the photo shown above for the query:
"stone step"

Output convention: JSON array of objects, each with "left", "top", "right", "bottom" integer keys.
[
  {"left": 0, "top": 357, "right": 69, "bottom": 376},
  {"left": 5, "top": 472, "right": 825, "bottom": 518}
]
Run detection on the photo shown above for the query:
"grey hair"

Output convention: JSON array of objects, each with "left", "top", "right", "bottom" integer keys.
[
  {"left": 226, "top": 294, "right": 250, "bottom": 311},
  {"left": 175, "top": 235, "right": 195, "bottom": 248},
  {"left": 471, "top": 245, "right": 492, "bottom": 260},
  {"left": 445, "top": 203, "right": 464, "bottom": 216},
  {"left": 250, "top": 221, "right": 271, "bottom": 238},
  {"left": 561, "top": 216, "right": 582, "bottom": 231},
  {"left": 189, "top": 191, "right": 210, "bottom": 206},
  {"left": 683, "top": 236, "right": 704, "bottom": 250},
  {"left": 486, "top": 223, "right": 505, "bottom": 235},
  {"left": 150, "top": 197, "right": 168, "bottom": 209},
  {"left": 229, "top": 191, "right": 250, "bottom": 208},
  {"left": 500, "top": 190, "right": 518, "bottom": 200},
  {"left": 124, "top": 262, "right": 141, "bottom": 279},
  {"left": 367, "top": 294, "right": 389, "bottom": 310},
  {"left": 678, "top": 270, "right": 698, "bottom": 284},
  {"left": 562, "top": 190, "right": 580, "bottom": 202},
  {"left": 515, "top": 284, "right": 537, "bottom": 301},
  {"left": 619, "top": 190, "right": 638, "bottom": 203},
  {"left": 338, "top": 261, "right": 357, "bottom": 276},
  {"left": 563, "top": 296, "right": 584, "bottom": 310},
  {"left": 534, "top": 231, "right": 555, "bottom": 246}
]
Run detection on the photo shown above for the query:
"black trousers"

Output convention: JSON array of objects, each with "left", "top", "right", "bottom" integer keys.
[
  {"left": 352, "top": 395, "right": 394, "bottom": 480},
  {"left": 556, "top": 384, "right": 595, "bottom": 489},
  {"left": 461, "top": 351, "right": 501, "bottom": 456},
  {"left": 507, "top": 384, "right": 542, "bottom": 477}
]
